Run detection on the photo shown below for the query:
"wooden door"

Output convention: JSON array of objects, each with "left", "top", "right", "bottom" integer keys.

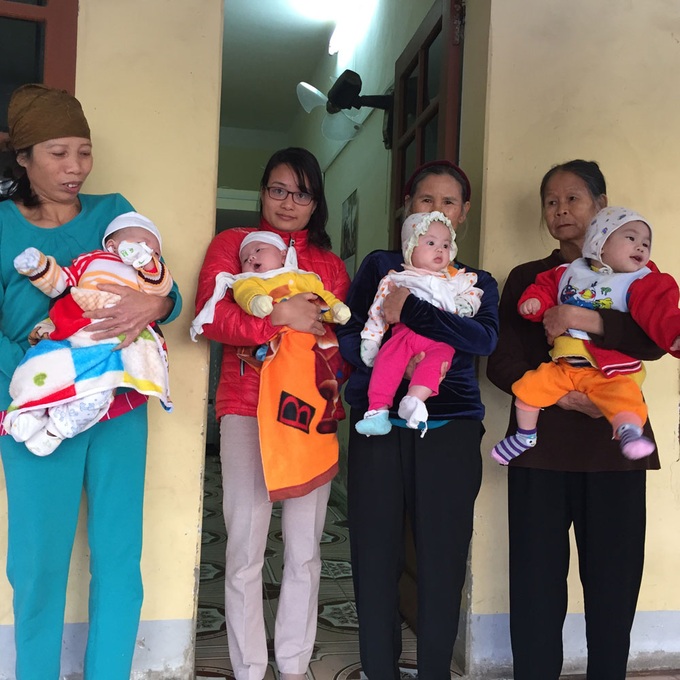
[
  {"left": 389, "top": 0, "right": 465, "bottom": 248},
  {"left": 392, "top": 0, "right": 466, "bottom": 634},
  {"left": 0, "top": 0, "right": 79, "bottom": 130}
]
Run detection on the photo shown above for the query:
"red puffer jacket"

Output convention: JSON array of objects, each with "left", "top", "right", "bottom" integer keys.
[{"left": 195, "top": 220, "right": 351, "bottom": 418}]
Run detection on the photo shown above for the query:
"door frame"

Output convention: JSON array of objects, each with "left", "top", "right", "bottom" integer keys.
[{"left": 389, "top": 0, "right": 466, "bottom": 248}]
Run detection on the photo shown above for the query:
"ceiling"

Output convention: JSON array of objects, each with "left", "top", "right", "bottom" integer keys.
[{"left": 221, "top": 1, "right": 335, "bottom": 134}]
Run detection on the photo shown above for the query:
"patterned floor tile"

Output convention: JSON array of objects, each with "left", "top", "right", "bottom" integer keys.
[
  {"left": 317, "top": 598, "right": 358, "bottom": 635},
  {"left": 195, "top": 669, "right": 233, "bottom": 679},
  {"left": 195, "top": 661, "right": 277, "bottom": 680},
  {"left": 308, "top": 654, "right": 435, "bottom": 680},
  {"left": 197, "top": 602, "right": 227, "bottom": 640},
  {"left": 195, "top": 637, "right": 229, "bottom": 659},
  {"left": 321, "top": 558, "right": 352, "bottom": 581},
  {"left": 196, "top": 453, "right": 495, "bottom": 679}
]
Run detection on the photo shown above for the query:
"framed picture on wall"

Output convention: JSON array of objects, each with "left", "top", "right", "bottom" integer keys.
[{"left": 341, "top": 189, "right": 358, "bottom": 276}]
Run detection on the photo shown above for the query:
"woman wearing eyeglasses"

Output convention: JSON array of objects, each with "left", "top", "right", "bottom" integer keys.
[{"left": 195, "top": 147, "right": 350, "bottom": 680}]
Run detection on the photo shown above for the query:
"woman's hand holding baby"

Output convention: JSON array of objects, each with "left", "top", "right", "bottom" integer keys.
[
  {"left": 382, "top": 283, "right": 410, "bottom": 324},
  {"left": 270, "top": 292, "right": 325, "bottom": 335}
]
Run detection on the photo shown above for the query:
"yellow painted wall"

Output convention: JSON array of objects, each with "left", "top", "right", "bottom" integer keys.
[
  {"left": 0, "top": 0, "right": 223, "bottom": 635},
  {"left": 474, "top": 0, "right": 680, "bottom": 621}
]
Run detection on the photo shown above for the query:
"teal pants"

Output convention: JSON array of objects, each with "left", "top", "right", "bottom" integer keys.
[{"left": 1, "top": 404, "right": 148, "bottom": 680}]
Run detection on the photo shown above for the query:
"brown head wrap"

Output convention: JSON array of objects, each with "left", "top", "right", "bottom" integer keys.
[{"left": 8, "top": 84, "right": 91, "bottom": 150}]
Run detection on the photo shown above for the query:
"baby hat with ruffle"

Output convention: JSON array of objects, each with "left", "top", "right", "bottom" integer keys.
[{"left": 401, "top": 211, "right": 457, "bottom": 266}]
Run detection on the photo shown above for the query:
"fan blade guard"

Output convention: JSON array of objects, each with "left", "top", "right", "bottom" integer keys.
[
  {"left": 321, "top": 112, "right": 361, "bottom": 141},
  {"left": 296, "top": 82, "right": 327, "bottom": 113}
]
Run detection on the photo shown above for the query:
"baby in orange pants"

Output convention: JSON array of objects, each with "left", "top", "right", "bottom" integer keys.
[{"left": 492, "top": 207, "right": 680, "bottom": 464}]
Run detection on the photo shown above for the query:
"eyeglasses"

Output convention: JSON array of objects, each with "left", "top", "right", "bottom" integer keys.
[{"left": 265, "top": 186, "right": 314, "bottom": 206}]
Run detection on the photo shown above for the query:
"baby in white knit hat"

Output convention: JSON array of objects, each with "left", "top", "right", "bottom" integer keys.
[
  {"left": 192, "top": 230, "right": 350, "bottom": 343},
  {"left": 492, "top": 206, "right": 680, "bottom": 466},
  {"left": 7, "top": 211, "right": 174, "bottom": 456},
  {"left": 233, "top": 231, "right": 350, "bottom": 322}
]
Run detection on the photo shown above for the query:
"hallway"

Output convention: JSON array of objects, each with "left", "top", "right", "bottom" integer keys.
[{"left": 194, "top": 451, "right": 680, "bottom": 680}]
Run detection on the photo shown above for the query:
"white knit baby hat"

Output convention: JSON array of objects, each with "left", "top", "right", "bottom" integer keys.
[
  {"left": 582, "top": 206, "right": 652, "bottom": 265},
  {"left": 102, "top": 211, "right": 163, "bottom": 250},
  {"left": 401, "top": 211, "right": 457, "bottom": 265},
  {"left": 239, "top": 231, "right": 298, "bottom": 269}
]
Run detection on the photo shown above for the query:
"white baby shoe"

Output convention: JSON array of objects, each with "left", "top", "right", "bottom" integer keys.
[{"left": 398, "top": 396, "right": 429, "bottom": 437}]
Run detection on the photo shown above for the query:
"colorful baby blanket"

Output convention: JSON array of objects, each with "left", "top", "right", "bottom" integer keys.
[{"left": 5, "top": 324, "right": 172, "bottom": 427}]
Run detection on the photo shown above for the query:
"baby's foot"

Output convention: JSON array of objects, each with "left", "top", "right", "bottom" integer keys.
[
  {"left": 25, "top": 429, "right": 62, "bottom": 457},
  {"left": 355, "top": 409, "right": 391, "bottom": 437},
  {"left": 617, "top": 423, "right": 655, "bottom": 460},
  {"left": 491, "top": 428, "right": 537, "bottom": 465},
  {"left": 397, "top": 396, "right": 429, "bottom": 437}
]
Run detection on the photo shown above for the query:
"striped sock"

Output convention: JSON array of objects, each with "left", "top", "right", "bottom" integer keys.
[
  {"left": 491, "top": 427, "right": 537, "bottom": 465},
  {"left": 616, "top": 423, "right": 655, "bottom": 460}
]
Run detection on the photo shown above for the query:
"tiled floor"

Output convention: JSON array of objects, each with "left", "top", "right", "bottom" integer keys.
[
  {"left": 195, "top": 451, "right": 679, "bottom": 680},
  {"left": 195, "top": 452, "right": 431, "bottom": 680},
  {"left": 569, "top": 676, "right": 680, "bottom": 680}
]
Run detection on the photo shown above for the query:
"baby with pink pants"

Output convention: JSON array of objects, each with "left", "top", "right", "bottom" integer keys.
[{"left": 356, "top": 211, "right": 483, "bottom": 437}]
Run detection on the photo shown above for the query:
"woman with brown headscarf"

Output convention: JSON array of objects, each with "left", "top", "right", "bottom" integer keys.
[{"left": 0, "top": 84, "right": 181, "bottom": 680}]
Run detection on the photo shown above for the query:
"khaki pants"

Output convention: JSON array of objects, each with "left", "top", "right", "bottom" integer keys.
[{"left": 220, "top": 415, "right": 331, "bottom": 680}]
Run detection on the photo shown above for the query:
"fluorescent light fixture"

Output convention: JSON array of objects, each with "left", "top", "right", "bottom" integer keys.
[
  {"left": 287, "top": 0, "right": 335, "bottom": 22},
  {"left": 288, "top": 0, "right": 377, "bottom": 59},
  {"left": 327, "top": 0, "right": 377, "bottom": 56}
]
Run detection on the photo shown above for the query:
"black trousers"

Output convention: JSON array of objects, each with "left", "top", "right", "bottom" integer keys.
[
  {"left": 347, "top": 410, "right": 483, "bottom": 680},
  {"left": 508, "top": 467, "right": 646, "bottom": 680}
]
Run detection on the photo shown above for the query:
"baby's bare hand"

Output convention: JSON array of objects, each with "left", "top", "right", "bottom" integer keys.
[{"left": 519, "top": 298, "right": 541, "bottom": 316}]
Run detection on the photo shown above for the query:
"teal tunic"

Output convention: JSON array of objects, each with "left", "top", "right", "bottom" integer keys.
[
  {"left": 0, "top": 194, "right": 181, "bottom": 680},
  {"left": 0, "top": 193, "right": 181, "bottom": 409}
]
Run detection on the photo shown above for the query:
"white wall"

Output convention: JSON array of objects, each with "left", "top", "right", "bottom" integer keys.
[{"left": 291, "top": 0, "right": 434, "bottom": 257}]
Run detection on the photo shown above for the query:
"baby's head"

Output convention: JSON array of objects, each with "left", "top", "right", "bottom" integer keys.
[
  {"left": 401, "top": 211, "right": 457, "bottom": 272},
  {"left": 103, "top": 212, "right": 162, "bottom": 258},
  {"left": 239, "top": 232, "right": 288, "bottom": 273},
  {"left": 583, "top": 207, "right": 652, "bottom": 273}
]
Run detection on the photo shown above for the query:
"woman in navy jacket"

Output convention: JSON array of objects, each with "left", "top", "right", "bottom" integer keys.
[{"left": 336, "top": 160, "right": 498, "bottom": 680}]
